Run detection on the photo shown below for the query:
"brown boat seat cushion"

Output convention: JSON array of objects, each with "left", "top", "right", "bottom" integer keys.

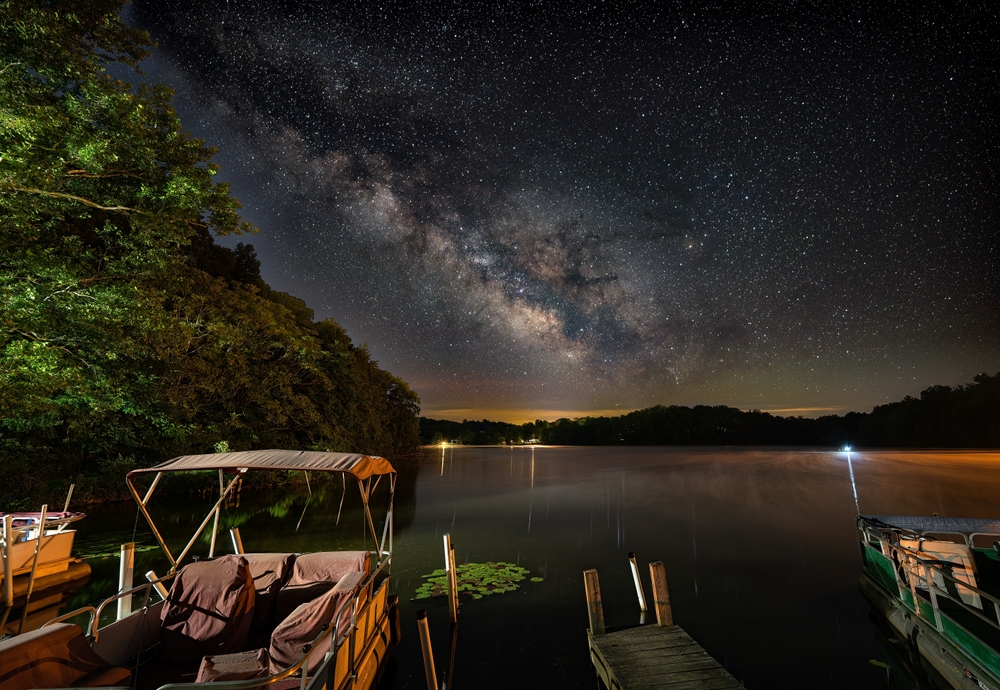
[
  {"left": 269, "top": 570, "right": 365, "bottom": 674},
  {"left": 196, "top": 647, "right": 270, "bottom": 683},
  {"left": 0, "top": 622, "right": 131, "bottom": 689},
  {"left": 274, "top": 550, "right": 369, "bottom": 622},
  {"left": 159, "top": 555, "right": 256, "bottom": 663},
  {"left": 242, "top": 552, "right": 296, "bottom": 628}
]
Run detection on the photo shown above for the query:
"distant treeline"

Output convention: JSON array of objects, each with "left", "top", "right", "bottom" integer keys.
[
  {"left": 421, "top": 373, "right": 1000, "bottom": 448},
  {"left": 1, "top": 2, "right": 420, "bottom": 507}
]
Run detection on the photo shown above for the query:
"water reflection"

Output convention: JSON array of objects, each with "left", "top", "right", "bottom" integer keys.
[{"left": 56, "top": 448, "right": 1000, "bottom": 689}]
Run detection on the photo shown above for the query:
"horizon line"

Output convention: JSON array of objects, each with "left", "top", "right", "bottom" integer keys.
[{"left": 420, "top": 403, "right": 851, "bottom": 424}]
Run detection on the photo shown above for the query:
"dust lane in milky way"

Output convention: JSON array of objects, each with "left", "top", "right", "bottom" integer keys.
[{"left": 128, "top": 1, "right": 999, "bottom": 421}]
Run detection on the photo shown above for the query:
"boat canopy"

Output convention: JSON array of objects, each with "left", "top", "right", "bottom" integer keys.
[
  {"left": 865, "top": 515, "right": 1000, "bottom": 537},
  {"left": 127, "top": 450, "right": 395, "bottom": 481}
]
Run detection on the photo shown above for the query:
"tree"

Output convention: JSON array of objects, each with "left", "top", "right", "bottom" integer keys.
[{"left": 1, "top": 1, "right": 420, "bottom": 504}]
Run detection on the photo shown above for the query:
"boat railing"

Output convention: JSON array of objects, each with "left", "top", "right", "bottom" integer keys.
[
  {"left": 41, "top": 605, "right": 97, "bottom": 632},
  {"left": 43, "top": 572, "right": 176, "bottom": 639},
  {"left": 156, "top": 554, "right": 392, "bottom": 690},
  {"left": 872, "top": 534, "right": 1000, "bottom": 679}
]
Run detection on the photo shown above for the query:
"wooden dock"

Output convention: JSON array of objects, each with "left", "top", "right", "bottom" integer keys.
[
  {"left": 589, "top": 625, "right": 743, "bottom": 689},
  {"left": 585, "top": 562, "right": 744, "bottom": 689}
]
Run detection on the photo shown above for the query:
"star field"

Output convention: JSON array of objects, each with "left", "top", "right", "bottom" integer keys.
[{"left": 128, "top": 1, "right": 999, "bottom": 421}]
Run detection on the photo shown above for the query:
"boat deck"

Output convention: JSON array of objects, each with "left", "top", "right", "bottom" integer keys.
[{"left": 588, "top": 624, "right": 744, "bottom": 690}]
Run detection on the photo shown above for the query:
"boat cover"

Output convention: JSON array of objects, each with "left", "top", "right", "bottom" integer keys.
[
  {"left": 867, "top": 515, "right": 1000, "bottom": 536},
  {"left": 159, "top": 555, "right": 256, "bottom": 663},
  {"left": 269, "top": 570, "right": 366, "bottom": 674},
  {"left": 242, "top": 553, "right": 297, "bottom": 629},
  {"left": 128, "top": 450, "right": 395, "bottom": 480},
  {"left": 275, "top": 550, "right": 370, "bottom": 622}
]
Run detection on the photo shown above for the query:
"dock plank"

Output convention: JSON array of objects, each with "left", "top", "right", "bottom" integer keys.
[{"left": 589, "top": 625, "right": 744, "bottom": 690}]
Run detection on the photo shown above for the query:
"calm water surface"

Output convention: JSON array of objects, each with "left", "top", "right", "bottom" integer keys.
[{"left": 65, "top": 447, "right": 1000, "bottom": 689}]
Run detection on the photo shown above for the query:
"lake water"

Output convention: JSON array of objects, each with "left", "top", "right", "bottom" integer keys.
[{"left": 61, "top": 447, "right": 1000, "bottom": 689}]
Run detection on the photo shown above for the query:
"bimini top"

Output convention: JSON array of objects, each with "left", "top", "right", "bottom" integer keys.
[
  {"left": 128, "top": 450, "right": 395, "bottom": 481},
  {"left": 863, "top": 515, "right": 1000, "bottom": 537}
]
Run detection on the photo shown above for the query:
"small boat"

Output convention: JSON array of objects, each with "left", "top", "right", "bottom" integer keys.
[
  {"left": 0, "top": 450, "right": 400, "bottom": 690},
  {"left": 858, "top": 514, "right": 1000, "bottom": 690},
  {"left": 1, "top": 509, "right": 91, "bottom": 633},
  {"left": 1, "top": 510, "right": 86, "bottom": 582}
]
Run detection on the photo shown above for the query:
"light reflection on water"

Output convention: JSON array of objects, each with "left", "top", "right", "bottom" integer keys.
[{"left": 66, "top": 448, "right": 1000, "bottom": 689}]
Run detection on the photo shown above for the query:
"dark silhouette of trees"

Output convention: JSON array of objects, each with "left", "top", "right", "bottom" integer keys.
[{"left": 420, "top": 374, "right": 999, "bottom": 449}]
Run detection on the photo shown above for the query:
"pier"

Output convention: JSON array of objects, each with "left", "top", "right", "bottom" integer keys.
[{"left": 585, "top": 562, "right": 744, "bottom": 689}]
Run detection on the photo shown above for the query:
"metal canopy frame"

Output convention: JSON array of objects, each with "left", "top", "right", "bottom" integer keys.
[{"left": 127, "top": 453, "right": 396, "bottom": 574}]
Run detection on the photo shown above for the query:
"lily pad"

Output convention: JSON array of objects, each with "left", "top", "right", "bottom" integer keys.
[{"left": 411, "top": 561, "right": 539, "bottom": 601}]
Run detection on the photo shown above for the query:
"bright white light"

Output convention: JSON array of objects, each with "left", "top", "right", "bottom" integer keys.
[{"left": 842, "top": 445, "right": 852, "bottom": 452}]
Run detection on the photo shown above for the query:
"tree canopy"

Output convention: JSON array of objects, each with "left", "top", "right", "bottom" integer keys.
[{"left": 1, "top": 0, "right": 419, "bottom": 505}]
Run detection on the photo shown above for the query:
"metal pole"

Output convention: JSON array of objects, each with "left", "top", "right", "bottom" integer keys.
[
  {"left": 1, "top": 514, "right": 13, "bottom": 632},
  {"left": 449, "top": 545, "right": 459, "bottom": 623},
  {"left": 141, "top": 472, "right": 162, "bottom": 505},
  {"left": 444, "top": 534, "right": 458, "bottom": 623},
  {"left": 18, "top": 504, "right": 47, "bottom": 634},
  {"left": 583, "top": 569, "right": 606, "bottom": 635},
  {"left": 628, "top": 552, "right": 647, "bottom": 612},
  {"left": 127, "top": 476, "right": 176, "bottom": 568},
  {"left": 117, "top": 543, "right": 135, "bottom": 620},
  {"left": 209, "top": 470, "right": 224, "bottom": 558},
  {"left": 416, "top": 609, "right": 438, "bottom": 690},
  {"left": 924, "top": 563, "right": 944, "bottom": 631},
  {"left": 442, "top": 622, "right": 459, "bottom": 690},
  {"left": 209, "top": 506, "right": 220, "bottom": 558},
  {"left": 173, "top": 473, "right": 242, "bottom": 569},
  {"left": 146, "top": 571, "right": 169, "bottom": 600},
  {"left": 2, "top": 515, "right": 12, "bottom": 608},
  {"left": 230, "top": 528, "right": 244, "bottom": 554},
  {"left": 62, "top": 484, "right": 75, "bottom": 513}
]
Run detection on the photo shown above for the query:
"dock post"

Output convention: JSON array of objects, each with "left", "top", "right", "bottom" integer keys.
[
  {"left": 649, "top": 561, "right": 673, "bottom": 626},
  {"left": 583, "top": 569, "right": 606, "bottom": 635},
  {"left": 416, "top": 609, "right": 438, "bottom": 690},
  {"left": 146, "top": 570, "right": 169, "bottom": 601},
  {"left": 628, "top": 552, "right": 647, "bottom": 611},
  {"left": 117, "top": 542, "right": 135, "bottom": 620},
  {"left": 230, "top": 527, "right": 245, "bottom": 554},
  {"left": 444, "top": 533, "right": 459, "bottom": 622},
  {"left": 2, "top": 514, "right": 12, "bottom": 608},
  {"left": 442, "top": 622, "right": 458, "bottom": 690}
]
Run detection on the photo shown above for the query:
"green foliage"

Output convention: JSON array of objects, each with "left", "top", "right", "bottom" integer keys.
[
  {"left": 0, "top": 0, "right": 420, "bottom": 506},
  {"left": 412, "top": 562, "right": 533, "bottom": 601}
]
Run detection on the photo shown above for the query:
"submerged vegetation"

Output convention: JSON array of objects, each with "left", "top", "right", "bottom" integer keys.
[
  {"left": 413, "top": 562, "right": 535, "bottom": 601},
  {"left": 0, "top": 1, "right": 420, "bottom": 508},
  {"left": 422, "top": 373, "right": 1000, "bottom": 448}
]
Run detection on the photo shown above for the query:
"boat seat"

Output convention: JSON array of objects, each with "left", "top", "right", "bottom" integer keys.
[
  {"left": 901, "top": 538, "right": 982, "bottom": 609},
  {"left": 159, "top": 554, "right": 256, "bottom": 663},
  {"left": 0, "top": 622, "right": 132, "bottom": 689},
  {"left": 242, "top": 553, "right": 296, "bottom": 628},
  {"left": 196, "top": 647, "right": 270, "bottom": 683},
  {"left": 274, "top": 550, "right": 369, "bottom": 622},
  {"left": 269, "top": 570, "right": 366, "bottom": 674}
]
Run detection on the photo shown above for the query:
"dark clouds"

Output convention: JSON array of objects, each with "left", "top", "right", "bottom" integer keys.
[{"left": 128, "top": 0, "right": 999, "bottom": 419}]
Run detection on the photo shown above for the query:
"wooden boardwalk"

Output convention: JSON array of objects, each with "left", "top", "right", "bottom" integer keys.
[
  {"left": 584, "top": 562, "right": 744, "bottom": 689},
  {"left": 589, "top": 624, "right": 744, "bottom": 689}
]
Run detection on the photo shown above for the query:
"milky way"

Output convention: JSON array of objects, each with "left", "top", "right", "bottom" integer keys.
[{"left": 128, "top": 1, "right": 999, "bottom": 420}]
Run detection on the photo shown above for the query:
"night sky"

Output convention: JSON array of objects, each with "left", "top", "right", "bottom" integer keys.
[{"left": 127, "top": 1, "right": 999, "bottom": 422}]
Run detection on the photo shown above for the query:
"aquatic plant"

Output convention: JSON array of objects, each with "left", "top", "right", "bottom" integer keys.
[{"left": 413, "top": 561, "right": 535, "bottom": 600}]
